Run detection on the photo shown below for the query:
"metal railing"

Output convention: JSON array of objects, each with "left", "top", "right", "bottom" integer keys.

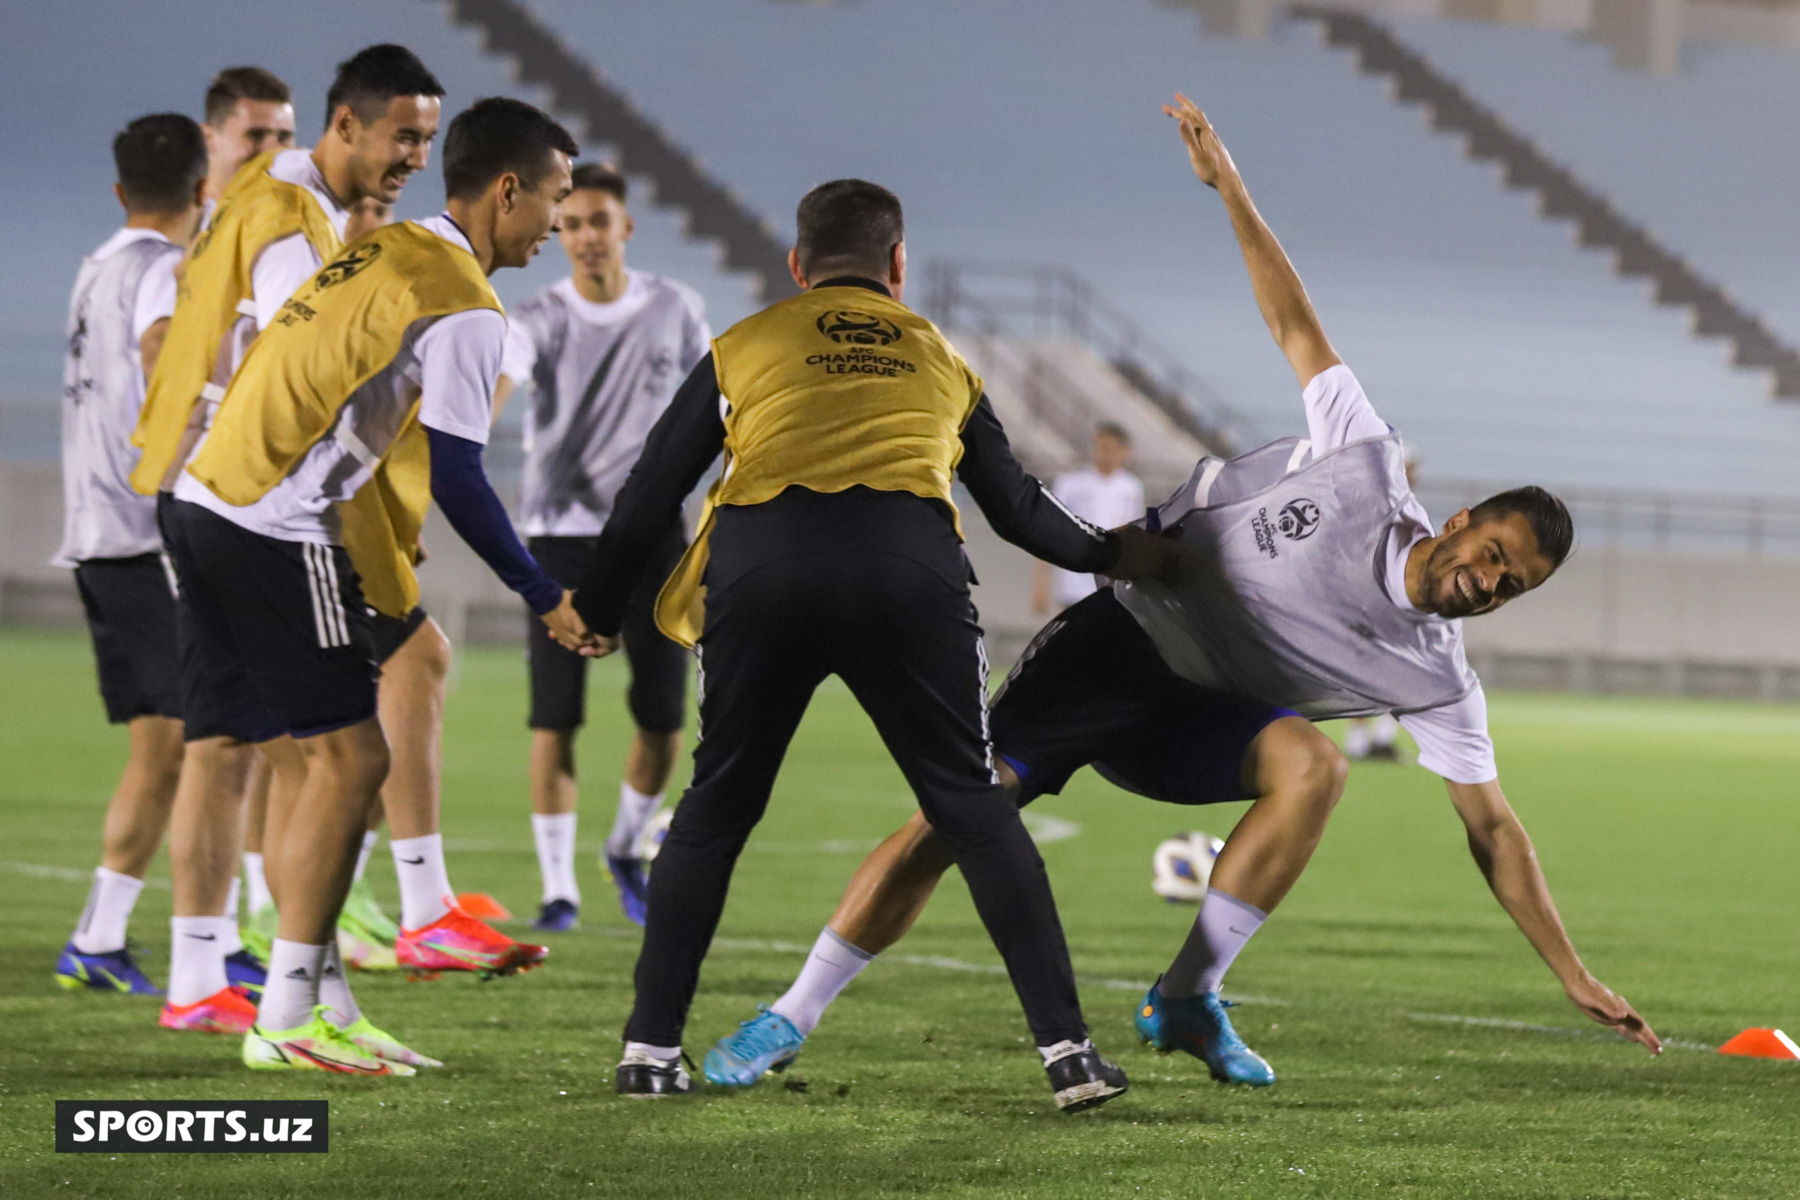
[{"left": 920, "top": 259, "right": 1259, "bottom": 453}]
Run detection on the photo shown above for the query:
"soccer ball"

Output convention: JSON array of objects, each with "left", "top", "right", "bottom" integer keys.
[
  {"left": 634, "top": 807, "right": 674, "bottom": 868},
  {"left": 1151, "top": 831, "right": 1224, "bottom": 903}
]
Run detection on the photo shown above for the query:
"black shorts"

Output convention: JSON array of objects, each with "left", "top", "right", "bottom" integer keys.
[
  {"left": 527, "top": 532, "right": 688, "bottom": 733},
  {"left": 370, "top": 605, "right": 430, "bottom": 667},
  {"left": 162, "top": 499, "right": 378, "bottom": 741},
  {"left": 73, "top": 553, "right": 182, "bottom": 724},
  {"left": 991, "top": 590, "right": 1295, "bottom": 807}
]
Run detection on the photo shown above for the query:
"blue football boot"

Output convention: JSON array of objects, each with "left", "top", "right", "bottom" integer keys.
[
  {"left": 704, "top": 1006, "right": 806, "bottom": 1088},
  {"left": 224, "top": 947, "right": 267, "bottom": 997},
  {"left": 604, "top": 855, "right": 649, "bottom": 927},
  {"left": 1137, "top": 980, "right": 1275, "bottom": 1086},
  {"left": 54, "top": 942, "right": 161, "bottom": 995},
  {"left": 533, "top": 898, "right": 579, "bottom": 933}
]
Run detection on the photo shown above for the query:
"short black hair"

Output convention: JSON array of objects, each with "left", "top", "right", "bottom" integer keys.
[
  {"left": 324, "top": 44, "right": 444, "bottom": 129},
  {"left": 1471, "top": 485, "right": 1574, "bottom": 570},
  {"left": 441, "top": 97, "right": 578, "bottom": 202},
  {"left": 114, "top": 113, "right": 208, "bottom": 214},
  {"left": 569, "top": 162, "right": 627, "bottom": 203},
  {"left": 795, "top": 179, "right": 903, "bottom": 277},
  {"left": 1095, "top": 422, "right": 1130, "bottom": 445},
  {"left": 205, "top": 66, "right": 290, "bottom": 126}
]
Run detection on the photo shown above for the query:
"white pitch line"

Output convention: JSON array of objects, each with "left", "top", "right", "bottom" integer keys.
[
  {"left": 0, "top": 860, "right": 170, "bottom": 889},
  {"left": 1407, "top": 1012, "right": 1714, "bottom": 1053},
  {"left": 0, "top": 859, "right": 1708, "bottom": 1052}
]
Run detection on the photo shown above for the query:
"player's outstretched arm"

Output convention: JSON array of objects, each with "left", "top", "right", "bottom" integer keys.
[
  {"left": 1164, "top": 94, "right": 1340, "bottom": 386},
  {"left": 1446, "top": 779, "right": 1662, "bottom": 1054}
]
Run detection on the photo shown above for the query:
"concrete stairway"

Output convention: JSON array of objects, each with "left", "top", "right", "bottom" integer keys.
[{"left": 1298, "top": 5, "right": 1800, "bottom": 398}]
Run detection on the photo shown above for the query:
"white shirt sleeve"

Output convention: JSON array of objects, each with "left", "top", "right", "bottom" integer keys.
[
  {"left": 1301, "top": 363, "right": 1390, "bottom": 454},
  {"left": 131, "top": 252, "right": 179, "bottom": 344},
  {"left": 1397, "top": 685, "right": 1497, "bottom": 784},
  {"left": 251, "top": 233, "right": 324, "bottom": 330},
  {"left": 682, "top": 297, "right": 713, "bottom": 372},
  {"left": 499, "top": 315, "right": 538, "bottom": 385},
  {"left": 416, "top": 309, "right": 507, "bottom": 445}
]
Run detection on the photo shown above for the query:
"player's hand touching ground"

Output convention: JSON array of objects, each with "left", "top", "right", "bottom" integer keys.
[
  {"left": 1565, "top": 972, "right": 1662, "bottom": 1054},
  {"left": 1163, "top": 93, "right": 1238, "bottom": 191}
]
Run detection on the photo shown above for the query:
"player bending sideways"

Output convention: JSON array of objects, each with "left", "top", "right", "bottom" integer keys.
[
  {"left": 52, "top": 115, "right": 208, "bottom": 997},
  {"left": 706, "top": 95, "right": 1661, "bottom": 1090},
  {"left": 496, "top": 163, "right": 710, "bottom": 932},
  {"left": 164, "top": 97, "right": 586, "bottom": 1075}
]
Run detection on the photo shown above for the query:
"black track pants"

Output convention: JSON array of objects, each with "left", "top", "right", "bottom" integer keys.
[{"left": 622, "top": 549, "right": 1088, "bottom": 1049}]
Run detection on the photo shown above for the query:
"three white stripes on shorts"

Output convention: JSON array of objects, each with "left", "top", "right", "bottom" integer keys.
[{"left": 303, "top": 543, "right": 351, "bottom": 649}]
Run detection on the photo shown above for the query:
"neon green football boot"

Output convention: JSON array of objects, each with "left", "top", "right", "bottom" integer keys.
[{"left": 243, "top": 1006, "right": 414, "bottom": 1076}]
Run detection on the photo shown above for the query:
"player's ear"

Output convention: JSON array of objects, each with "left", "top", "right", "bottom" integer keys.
[
  {"left": 623, "top": 211, "right": 635, "bottom": 242},
  {"left": 787, "top": 247, "right": 808, "bottom": 290},
  {"left": 1442, "top": 508, "right": 1472, "bottom": 535},
  {"left": 329, "top": 104, "right": 357, "bottom": 146},
  {"left": 113, "top": 182, "right": 128, "bottom": 213},
  {"left": 890, "top": 241, "right": 907, "bottom": 290},
  {"left": 497, "top": 172, "right": 519, "bottom": 214}
]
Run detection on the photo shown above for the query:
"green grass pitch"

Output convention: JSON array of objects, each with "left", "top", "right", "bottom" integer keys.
[{"left": 2, "top": 627, "right": 1798, "bottom": 1198}]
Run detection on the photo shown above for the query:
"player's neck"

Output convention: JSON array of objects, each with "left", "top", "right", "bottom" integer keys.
[
  {"left": 571, "top": 264, "right": 629, "bottom": 305},
  {"left": 125, "top": 207, "right": 200, "bottom": 249},
  {"left": 1403, "top": 535, "right": 1435, "bottom": 609},
  {"left": 309, "top": 144, "right": 364, "bottom": 213},
  {"left": 443, "top": 198, "right": 498, "bottom": 274}
]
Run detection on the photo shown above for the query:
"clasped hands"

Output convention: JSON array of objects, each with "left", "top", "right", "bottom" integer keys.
[{"left": 542, "top": 590, "right": 619, "bottom": 658}]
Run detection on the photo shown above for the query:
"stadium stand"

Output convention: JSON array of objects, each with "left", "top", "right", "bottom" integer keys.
[
  {"left": 1375, "top": 11, "right": 1800, "bottom": 388},
  {"left": 1303, "top": 8, "right": 1800, "bottom": 398}
]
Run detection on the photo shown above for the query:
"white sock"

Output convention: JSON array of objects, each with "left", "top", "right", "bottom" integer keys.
[
  {"left": 353, "top": 830, "right": 380, "bottom": 882},
  {"left": 390, "top": 833, "right": 454, "bottom": 929},
  {"left": 71, "top": 867, "right": 145, "bottom": 954},
  {"left": 318, "top": 941, "right": 360, "bottom": 1027},
  {"left": 258, "top": 939, "right": 326, "bottom": 1032},
  {"left": 1162, "top": 888, "right": 1268, "bottom": 997},
  {"left": 623, "top": 1041, "right": 680, "bottom": 1062},
  {"left": 1344, "top": 721, "right": 1370, "bottom": 758},
  {"left": 220, "top": 879, "right": 245, "bottom": 956},
  {"left": 167, "top": 916, "right": 233, "bottom": 1006},
  {"left": 606, "top": 782, "right": 662, "bottom": 859},
  {"left": 532, "top": 812, "right": 580, "bottom": 905},
  {"left": 771, "top": 927, "right": 875, "bottom": 1036},
  {"left": 1372, "top": 713, "right": 1399, "bottom": 748},
  {"left": 243, "top": 852, "right": 271, "bottom": 915}
]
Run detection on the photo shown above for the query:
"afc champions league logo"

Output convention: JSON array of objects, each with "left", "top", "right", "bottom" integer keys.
[
  {"left": 815, "top": 310, "right": 903, "bottom": 346},
  {"left": 1276, "top": 498, "right": 1321, "bottom": 541}
]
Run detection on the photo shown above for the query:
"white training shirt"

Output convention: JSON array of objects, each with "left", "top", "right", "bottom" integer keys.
[
  {"left": 1047, "top": 467, "right": 1145, "bottom": 605},
  {"left": 175, "top": 214, "right": 504, "bottom": 544},
  {"left": 1302, "top": 364, "right": 1496, "bottom": 784},
  {"left": 249, "top": 149, "right": 353, "bottom": 334},
  {"left": 501, "top": 270, "right": 711, "bottom": 536},
  {"left": 52, "top": 227, "right": 181, "bottom": 565}
]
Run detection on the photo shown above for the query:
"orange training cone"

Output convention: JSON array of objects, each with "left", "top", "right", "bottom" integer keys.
[
  {"left": 457, "top": 892, "right": 512, "bottom": 922},
  {"left": 1718, "top": 1028, "right": 1800, "bottom": 1060}
]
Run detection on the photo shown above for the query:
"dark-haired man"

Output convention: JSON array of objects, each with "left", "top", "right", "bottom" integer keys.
[
  {"left": 201, "top": 67, "right": 296, "bottom": 206},
  {"left": 170, "top": 96, "right": 583, "bottom": 1075},
  {"left": 135, "top": 44, "right": 450, "bottom": 1038},
  {"left": 707, "top": 95, "right": 1660, "bottom": 1091},
  {"left": 496, "top": 163, "right": 709, "bottom": 932},
  {"left": 571, "top": 177, "right": 1178, "bottom": 1108},
  {"left": 51, "top": 114, "right": 208, "bottom": 997}
]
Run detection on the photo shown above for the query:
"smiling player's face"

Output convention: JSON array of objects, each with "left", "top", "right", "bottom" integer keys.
[
  {"left": 343, "top": 94, "right": 442, "bottom": 204},
  {"left": 1416, "top": 510, "right": 1554, "bottom": 619},
  {"left": 492, "top": 151, "right": 574, "bottom": 270}
]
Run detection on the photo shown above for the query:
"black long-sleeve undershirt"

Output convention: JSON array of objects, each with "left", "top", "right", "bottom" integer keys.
[{"left": 573, "top": 350, "right": 1121, "bottom": 636}]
